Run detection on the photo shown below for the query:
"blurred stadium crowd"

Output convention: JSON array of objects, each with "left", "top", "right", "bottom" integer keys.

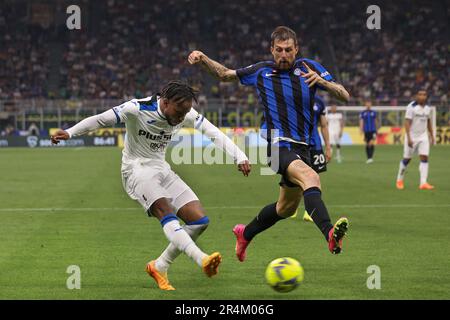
[{"left": 0, "top": 0, "right": 448, "bottom": 108}]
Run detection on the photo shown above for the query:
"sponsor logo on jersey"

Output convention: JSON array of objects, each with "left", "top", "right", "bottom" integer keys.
[
  {"left": 320, "top": 71, "right": 330, "bottom": 78},
  {"left": 138, "top": 129, "right": 172, "bottom": 141}
]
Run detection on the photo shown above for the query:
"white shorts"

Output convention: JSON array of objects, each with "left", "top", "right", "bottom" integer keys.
[
  {"left": 403, "top": 137, "right": 430, "bottom": 158},
  {"left": 329, "top": 130, "right": 341, "bottom": 145},
  {"left": 121, "top": 160, "right": 199, "bottom": 214}
]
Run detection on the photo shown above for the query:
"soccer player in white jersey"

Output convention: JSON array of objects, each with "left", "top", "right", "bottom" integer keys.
[
  {"left": 326, "top": 105, "right": 344, "bottom": 163},
  {"left": 396, "top": 90, "right": 435, "bottom": 190},
  {"left": 51, "top": 81, "right": 251, "bottom": 290}
]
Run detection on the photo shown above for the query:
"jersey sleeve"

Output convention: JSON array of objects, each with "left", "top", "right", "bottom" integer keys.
[
  {"left": 236, "top": 61, "right": 269, "bottom": 86},
  {"left": 405, "top": 106, "right": 414, "bottom": 120},
  {"left": 359, "top": 112, "right": 364, "bottom": 119},
  {"left": 66, "top": 109, "right": 117, "bottom": 138},
  {"left": 183, "top": 108, "right": 205, "bottom": 129},
  {"left": 302, "top": 58, "right": 334, "bottom": 91},
  {"left": 112, "top": 100, "right": 140, "bottom": 124}
]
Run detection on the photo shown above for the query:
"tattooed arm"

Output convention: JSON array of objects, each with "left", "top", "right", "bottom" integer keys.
[{"left": 188, "top": 51, "right": 238, "bottom": 82}]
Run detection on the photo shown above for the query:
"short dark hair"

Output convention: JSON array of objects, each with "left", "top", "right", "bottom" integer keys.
[
  {"left": 271, "top": 26, "right": 298, "bottom": 47},
  {"left": 161, "top": 81, "right": 198, "bottom": 104}
]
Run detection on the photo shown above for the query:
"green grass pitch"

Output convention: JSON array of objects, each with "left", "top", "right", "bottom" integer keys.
[{"left": 0, "top": 145, "right": 449, "bottom": 299}]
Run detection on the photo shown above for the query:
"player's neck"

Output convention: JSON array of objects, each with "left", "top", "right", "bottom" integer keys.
[{"left": 158, "top": 98, "right": 166, "bottom": 116}]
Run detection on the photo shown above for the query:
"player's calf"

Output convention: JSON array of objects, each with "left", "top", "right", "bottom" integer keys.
[
  {"left": 396, "top": 158, "right": 411, "bottom": 189},
  {"left": 155, "top": 216, "right": 210, "bottom": 274},
  {"left": 286, "top": 162, "right": 333, "bottom": 243}
]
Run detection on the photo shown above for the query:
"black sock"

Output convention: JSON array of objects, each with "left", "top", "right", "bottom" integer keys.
[
  {"left": 243, "top": 203, "right": 284, "bottom": 241},
  {"left": 370, "top": 145, "right": 375, "bottom": 158},
  {"left": 303, "top": 187, "right": 333, "bottom": 240},
  {"left": 366, "top": 145, "right": 370, "bottom": 158}
]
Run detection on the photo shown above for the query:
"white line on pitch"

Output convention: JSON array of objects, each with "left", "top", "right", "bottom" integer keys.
[{"left": 0, "top": 204, "right": 450, "bottom": 212}]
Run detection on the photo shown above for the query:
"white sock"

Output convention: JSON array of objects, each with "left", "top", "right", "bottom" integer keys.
[
  {"left": 419, "top": 161, "right": 428, "bottom": 185},
  {"left": 336, "top": 147, "right": 341, "bottom": 161},
  {"left": 162, "top": 219, "right": 207, "bottom": 267},
  {"left": 397, "top": 160, "right": 408, "bottom": 181},
  {"left": 156, "top": 223, "right": 208, "bottom": 273}
]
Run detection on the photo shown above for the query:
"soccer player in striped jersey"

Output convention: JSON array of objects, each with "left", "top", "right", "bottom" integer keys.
[
  {"left": 396, "top": 90, "right": 435, "bottom": 190},
  {"left": 359, "top": 101, "right": 378, "bottom": 163},
  {"left": 326, "top": 105, "right": 344, "bottom": 163},
  {"left": 51, "top": 81, "right": 251, "bottom": 290},
  {"left": 189, "top": 26, "right": 350, "bottom": 258}
]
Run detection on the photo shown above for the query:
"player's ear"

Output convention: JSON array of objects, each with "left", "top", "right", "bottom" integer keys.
[{"left": 161, "top": 98, "right": 169, "bottom": 107}]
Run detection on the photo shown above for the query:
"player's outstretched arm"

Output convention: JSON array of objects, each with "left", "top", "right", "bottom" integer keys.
[
  {"left": 188, "top": 51, "right": 238, "bottom": 82},
  {"left": 300, "top": 62, "right": 350, "bottom": 102},
  {"left": 51, "top": 109, "right": 117, "bottom": 145}
]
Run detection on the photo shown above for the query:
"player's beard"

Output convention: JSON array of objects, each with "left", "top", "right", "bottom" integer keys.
[{"left": 277, "top": 60, "right": 293, "bottom": 70}]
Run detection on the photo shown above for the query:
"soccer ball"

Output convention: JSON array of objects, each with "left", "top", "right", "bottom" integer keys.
[{"left": 265, "top": 257, "right": 304, "bottom": 293}]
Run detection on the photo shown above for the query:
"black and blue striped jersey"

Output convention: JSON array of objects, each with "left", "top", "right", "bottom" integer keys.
[{"left": 236, "top": 58, "right": 334, "bottom": 147}]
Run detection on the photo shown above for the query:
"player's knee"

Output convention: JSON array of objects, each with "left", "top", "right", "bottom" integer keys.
[
  {"left": 402, "top": 158, "right": 411, "bottom": 166},
  {"left": 194, "top": 216, "right": 210, "bottom": 232},
  {"left": 303, "top": 169, "right": 320, "bottom": 189}
]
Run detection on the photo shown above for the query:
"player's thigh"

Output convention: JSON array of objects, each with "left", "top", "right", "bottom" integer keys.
[
  {"left": 418, "top": 140, "right": 430, "bottom": 160},
  {"left": 276, "top": 186, "right": 303, "bottom": 218},
  {"left": 329, "top": 131, "right": 339, "bottom": 145},
  {"left": 286, "top": 159, "right": 320, "bottom": 190},
  {"left": 122, "top": 166, "right": 172, "bottom": 215},
  {"left": 403, "top": 140, "right": 414, "bottom": 159},
  {"left": 162, "top": 170, "right": 202, "bottom": 220}
]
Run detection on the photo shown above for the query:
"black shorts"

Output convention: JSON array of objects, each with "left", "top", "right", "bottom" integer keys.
[
  {"left": 267, "top": 142, "right": 311, "bottom": 188},
  {"left": 364, "top": 131, "right": 377, "bottom": 143},
  {"left": 310, "top": 148, "right": 327, "bottom": 174}
]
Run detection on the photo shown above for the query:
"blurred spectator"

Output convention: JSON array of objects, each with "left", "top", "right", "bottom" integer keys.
[
  {"left": 0, "top": 0, "right": 447, "bottom": 108},
  {"left": 28, "top": 122, "right": 40, "bottom": 136}
]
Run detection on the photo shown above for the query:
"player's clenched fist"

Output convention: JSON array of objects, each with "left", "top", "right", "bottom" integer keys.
[
  {"left": 51, "top": 129, "right": 70, "bottom": 145},
  {"left": 188, "top": 51, "right": 204, "bottom": 64}
]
